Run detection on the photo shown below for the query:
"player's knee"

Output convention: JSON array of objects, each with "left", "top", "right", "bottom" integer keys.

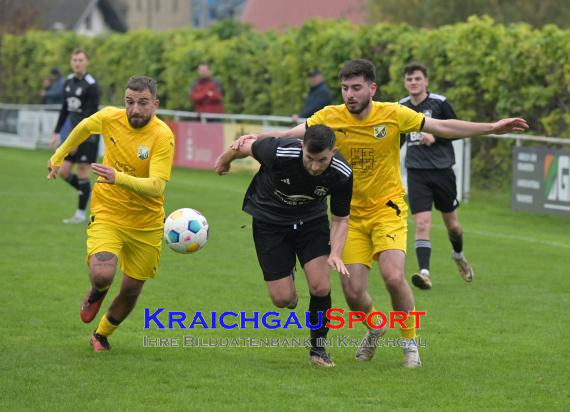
[
  {"left": 89, "top": 252, "right": 117, "bottom": 284},
  {"left": 309, "top": 284, "right": 330, "bottom": 297},
  {"left": 415, "top": 219, "right": 431, "bottom": 234},
  {"left": 342, "top": 283, "right": 366, "bottom": 305},
  {"left": 59, "top": 169, "right": 71, "bottom": 180},
  {"left": 90, "top": 271, "right": 114, "bottom": 289},
  {"left": 270, "top": 293, "right": 295, "bottom": 308},
  {"left": 89, "top": 265, "right": 115, "bottom": 282},
  {"left": 447, "top": 225, "right": 462, "bottom": 237},
  {"left": 383, "top": 271, "right": 405, "bottom": 292}
]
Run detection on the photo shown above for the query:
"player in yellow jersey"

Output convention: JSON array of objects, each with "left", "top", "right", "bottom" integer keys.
[
  {"left": 47, "top": 76, "right": 175, "bottom": 352},
  {"left": 232, "top": 59, "right": 528, "bottom": 368}
]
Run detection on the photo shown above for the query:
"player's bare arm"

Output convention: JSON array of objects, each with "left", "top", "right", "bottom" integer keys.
[
  {"left": 231, "top": 123, "right": 306, "bottom": 150},
  {"left": 423, "top": 117, "right": 529, "bottom": 139},
  {"left": 329, "top": 214, "right": 350, "bottom": 278},
  {"left": 215, "top": 138, "right": 254, "bottom": 175}
]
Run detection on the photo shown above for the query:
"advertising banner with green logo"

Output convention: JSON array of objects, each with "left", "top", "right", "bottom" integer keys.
[{"left": 512, "top": 147, "right": 570, "bottom": 215}]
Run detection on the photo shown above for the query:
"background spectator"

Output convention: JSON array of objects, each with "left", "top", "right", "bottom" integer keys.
[
  {"left": 189, "top": 63, "right": 224, "bottom": 118},
  {"left": 40, "top": 67, "right": 65, "bottom": 104},
  {"left": 292, "top": 69, "right": 333, "bottom": 123}
]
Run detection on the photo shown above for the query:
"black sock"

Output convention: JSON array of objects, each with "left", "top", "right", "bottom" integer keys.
[
  {"left": 65, "top": 173, "right": 80, "bottom": 190},
  {"left": 309, "top": 291, "right": 331, "bottom": 350},
  {"left": 107, "top": 315, "right": 121, "bottom": 326},
  {"left": 415, "top": 239, "right": 431, "bottom": 272},
  {"left": 448, "top": 231, "right": 463, "bottom": 253},
  {"left": 77, "top": 178, "right": 91, "bottom": 211},
  {"left": 87, "top": 287, "right": 108, "bottom": 303}
]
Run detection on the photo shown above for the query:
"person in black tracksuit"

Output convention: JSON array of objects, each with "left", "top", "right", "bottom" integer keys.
[
  {"left": 292, "top": 69, "right": 333, "bottom": 123},
  {"left": 215, "top": 125, "right": 353, "bottom": 368},
  {"left": 400, "top": 63, "right": 474, "bottom": 290},
  {"left": 50, "top": 48, "right": 101, "bottom": 224}
]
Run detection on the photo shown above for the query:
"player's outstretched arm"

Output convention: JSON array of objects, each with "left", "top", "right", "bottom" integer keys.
[
  {"left": 230, "top": 122, "right": 306, "bottom": 150},
  {"left": 423, "top": 117, "right": 529, "bottom": 139},
  {"left": 214, "top": 138, "right": 254, "bottom": 175},
  {"left": 91, "top": 163, "right": 167, "bottom": 197},
  {"left": 329, "top": 214, "right": 350, "bottom": 278},
  {"left": 47, "top": 118, "right": 96, "bottom": 179}
]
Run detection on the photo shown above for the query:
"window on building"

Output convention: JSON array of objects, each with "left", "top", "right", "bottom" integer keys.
[{"left": 84, "top": 13, "right": 92, "bottom": 30}]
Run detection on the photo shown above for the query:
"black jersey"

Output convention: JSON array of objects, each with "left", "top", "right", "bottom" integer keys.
[
  {"left": 54, "top": 73, "right": 100, "bottom": 133},
  {"left": 243, "top": 137, "right": 353, "bottom": 225},
  {"left": 400, "top": 92, "right": 457, "bottom": 169}
]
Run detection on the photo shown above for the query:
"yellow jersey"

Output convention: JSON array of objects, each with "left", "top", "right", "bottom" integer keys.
[
  {"left": 55, "top": 106, "right": 174, "bottom": 228},
  {"left": 307, "top": 102, "right": 424, "bottom": 218}
]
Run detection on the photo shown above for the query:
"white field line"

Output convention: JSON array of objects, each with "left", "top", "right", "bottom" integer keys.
[{"left": 431, "top": 223, "right": 570, "bottom": 250}]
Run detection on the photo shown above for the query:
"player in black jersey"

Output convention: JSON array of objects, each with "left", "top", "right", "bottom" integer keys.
[
  {"left": 215, "top": 125, "right": 353, "bottom": 368},
  {"left": 400, "top": 63, "right": 474, "bottom": 290},
  {"left": 50, "top": 48, "right": 101, "bottom": 224}
]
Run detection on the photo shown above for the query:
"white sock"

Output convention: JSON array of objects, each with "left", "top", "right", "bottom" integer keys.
[
  {"left": 420, "top": 269, "right": 430, "bottom": 277},
  {"left": 403, "top": 338, "right": 417, "bottom": 348},
  {"left": 75, "top": 210, "right": 86, "bottom": 219},
  {"left": 453, "top": 251, "right": 464, "bottom": 259}
]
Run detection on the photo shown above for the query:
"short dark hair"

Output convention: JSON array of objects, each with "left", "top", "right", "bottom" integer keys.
[
  {"left": 303, "top": 125, "right": 336, "bottom": 154},
  {"left": 339, "top": 59, "right": 376, "bottom": 83},
  {"left": 126, "top": 76, "right": 157, "bottom": 98},
  {"left": 71, "top": 47, "right": 89, "bottom": 59},
  {"left": 404, "top": 63, "right": 428, "bottom": 78}
]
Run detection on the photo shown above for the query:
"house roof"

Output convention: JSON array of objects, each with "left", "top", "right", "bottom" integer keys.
[
  {"left": 31, "top": 0, "right": 126, "bottom": 32},
  {"left": 241, "top": 0, "right": 367, "bottom": 31}
]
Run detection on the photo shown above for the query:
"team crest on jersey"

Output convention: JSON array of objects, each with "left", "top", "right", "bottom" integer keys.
[
  {"left": 373, "top": 125, "right": 387, "bottom": 139},
  {"left": 423, "top": 109, "right": 432, "bottom": 117},
  {"left": 137, "top": 145, "right": 150, "bottom": 160},
  {"left": 75, "top": 87, "right": 83, "bottom": 96},
  {"left": 314, "top": 186, "right": 328, "bottom": 196}
]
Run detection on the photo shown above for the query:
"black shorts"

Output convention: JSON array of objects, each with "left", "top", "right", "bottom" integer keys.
[
  {"left": 64, "top": 136, "right": 99, "bottom": 164},
  {"left": 252, "top": 216, "right": 331, "bottom": 281},
  {"left": 407, "top": 168, "right": 459, "bottom": 214}
]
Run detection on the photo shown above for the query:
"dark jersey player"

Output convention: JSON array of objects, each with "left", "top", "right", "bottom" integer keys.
[
  {"left": 50, "top": 48, "right": 101, "bottom": 224},
  {"left": 215, "top": 125, "right": 353, "bottom": 368},
  {"left": 400, "top": 62, "right": 474, "bottom": 290}
]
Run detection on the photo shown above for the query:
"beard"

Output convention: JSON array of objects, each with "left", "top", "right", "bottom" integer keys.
[
  {"left": 345, "top": 99, "right": 369, "bottom": 115},
  {"left": 128, "top": 114, "right": 152, "bottom": 129}
]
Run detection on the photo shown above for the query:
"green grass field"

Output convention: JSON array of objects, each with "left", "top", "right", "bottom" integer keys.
[{"left": 1, "top": 147, "right": 568, "bottom": 411}]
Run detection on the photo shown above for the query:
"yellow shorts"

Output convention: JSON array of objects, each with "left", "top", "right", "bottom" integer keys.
[
  {"left": 86, "top": 219, "right": 163, "bottom": 281},
  {"left": 342, "top": 196, "right": 408, "bottom": 267}
]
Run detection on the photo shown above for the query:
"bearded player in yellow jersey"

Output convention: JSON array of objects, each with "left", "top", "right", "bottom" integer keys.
[
  {"left": 232, "top": 59, "right": 528, "bottom": 368},
  {"left": 47, "top": 76, "right": 175, "bottom": 352}
]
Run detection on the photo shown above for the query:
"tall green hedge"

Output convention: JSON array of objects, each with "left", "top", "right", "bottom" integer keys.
[{"left": 1, "top": 17, "right": 568, "bottom": 187}]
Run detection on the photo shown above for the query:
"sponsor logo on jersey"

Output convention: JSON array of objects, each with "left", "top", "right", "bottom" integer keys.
[
  {"left": 67, "top": 96, "right": 82, "bottom": 111},
  {"left": 138, "top": 145, "right": 150, "bottom": 160},
  {"left": 314, "top": 186, "right": 328, "bottom": 196},
  {"left": 373, "top": 125, "right": 387, "bottom": 139}
]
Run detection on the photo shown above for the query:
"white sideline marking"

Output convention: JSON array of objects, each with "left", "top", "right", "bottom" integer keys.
[{"left": 432, "top": 223, "right": 570, "bottom": 250}]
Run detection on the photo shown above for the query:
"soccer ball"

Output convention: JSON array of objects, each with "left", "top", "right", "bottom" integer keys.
[{"left": 164, "top": 208, "right": 209, "bottom": 254}]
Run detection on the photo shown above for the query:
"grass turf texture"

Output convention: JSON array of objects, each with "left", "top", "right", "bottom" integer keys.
[{"left": 0, "top": 147, "right": 568, "bottom": 411}]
